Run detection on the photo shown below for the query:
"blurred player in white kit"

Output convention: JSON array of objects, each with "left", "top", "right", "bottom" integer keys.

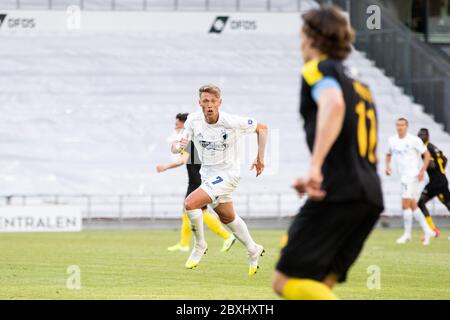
[{"left": 385, "top": 118, "right": 436, "bottom": 245}]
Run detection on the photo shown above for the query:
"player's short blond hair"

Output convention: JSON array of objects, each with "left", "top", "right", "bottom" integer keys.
[{"left": 199, "top": 84, "right": 221, "bottom": 98}]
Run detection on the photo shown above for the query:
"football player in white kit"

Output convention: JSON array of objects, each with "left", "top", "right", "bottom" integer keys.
[
  {"left": 386, "top": 118, "right": 435, "bottom": 245},
  {"left": 174, "top": 84, "right": 268, "bottom": 276}
]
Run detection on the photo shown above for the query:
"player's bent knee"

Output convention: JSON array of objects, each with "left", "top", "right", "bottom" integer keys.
[
  {"left": 402, "top": 199, "right": 412, "bottom": 210},
  {"left": 219, "top": 215, "right": 233, "bottom": 224},
  {"left": 418, "top": 198, "right": 425, "bottom": 209},
  {"left": 184, "top": 199, "right": 197, "bottom": 211},
  {"left": 213, "top": 203, "right": 235, "bottom": 224}
]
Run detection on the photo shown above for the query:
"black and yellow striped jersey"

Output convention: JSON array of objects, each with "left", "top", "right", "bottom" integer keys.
[
  {"left": 425, "top": 141, "right": 447, "bottom": 184},
  {"left": 300, "top": 56, "right": 383, "bottom": 208},
  {"left": 181, "top": 141, "right": 202, "bottom": 187}
]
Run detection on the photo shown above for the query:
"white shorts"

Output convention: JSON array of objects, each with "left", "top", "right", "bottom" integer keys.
[
  {"left": 200, "top": 173, "right": 240, "bottom": 209},
  {"left": 401, "top": 180, "right": 426, "bottom": 200}
]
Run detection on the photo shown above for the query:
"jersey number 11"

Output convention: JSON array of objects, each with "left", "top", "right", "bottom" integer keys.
[{"left": 354, "top": 81, "right": 377, "bottom": 164}]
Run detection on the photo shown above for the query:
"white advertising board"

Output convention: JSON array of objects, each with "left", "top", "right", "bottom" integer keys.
[
  {"left": 0, "top": 10, "right": 301, "bottom": 34},
  {"left": 0, "top": 206, "right": 82, "bottom": 232}
]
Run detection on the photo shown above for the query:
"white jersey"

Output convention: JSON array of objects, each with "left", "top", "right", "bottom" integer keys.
[
  {"left": 387, "top": 133, "right": 427, "bottom": 183},
  {"left": 183, "top": 111, "right": 257, "bottom": 178}
]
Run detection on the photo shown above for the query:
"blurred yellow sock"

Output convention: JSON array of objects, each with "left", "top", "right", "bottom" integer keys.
[
  {"left": 425, "top": 216, "right": 436, "bottom": 230},
  {"left": 282, "top": 278, "right": 338, "bottom": 300},
  {"left": 179, "top": 212, "right": 191, "bottom": 247},
  {"left": 203, "top": 209, "right": 230, "bottom": 240}
]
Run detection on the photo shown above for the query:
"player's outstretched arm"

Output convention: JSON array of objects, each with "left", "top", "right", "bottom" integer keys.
[
  {"left": 156, "top": 153, "right": 189, "bottom": 173},
  {"left": 251, "top": 122, "right": 268, "bottom": 177}
]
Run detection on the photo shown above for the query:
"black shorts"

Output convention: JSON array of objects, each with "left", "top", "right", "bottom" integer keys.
[
  {"left": 185, "top": 183, "right": 200, "bottom": 199},
  {"left": 276, "top": 200, "right": 382, "bottom": 283},
  {"left": 422, "top": 182, "right": 450, "bottom": 204}
]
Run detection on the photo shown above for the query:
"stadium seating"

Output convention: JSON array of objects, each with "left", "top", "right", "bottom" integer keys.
[
  {"left": 0, "top": 0, "right": 307, "bottom": 11},
  {"left": 1, "top": 1, "right": 449, "bottom": 218}
]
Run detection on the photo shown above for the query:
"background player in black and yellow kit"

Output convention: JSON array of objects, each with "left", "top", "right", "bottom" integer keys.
[
  {"left": 417, "top": 128, "right": 448, "bottom": 237},
  {"left": 272, "top": 6, "right": 384, "bottom": 300},
  {"left": 156, "top": 113, "right": 236, "bottom": 253}
]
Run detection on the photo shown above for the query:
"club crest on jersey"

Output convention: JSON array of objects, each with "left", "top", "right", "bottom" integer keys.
[{"left": 221, "top": 129, "right": 228, "bottom": 140}]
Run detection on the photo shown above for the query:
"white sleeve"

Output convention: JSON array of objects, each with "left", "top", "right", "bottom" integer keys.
[
  {"left": 227, "top": 114, "right": 258, "bottom": 134},
  {"left": 414, "top": 137, "right": 427, "bottom": 154}
]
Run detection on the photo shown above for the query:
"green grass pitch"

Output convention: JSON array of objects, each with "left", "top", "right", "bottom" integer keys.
[{"left": 0, "top": 228, "right": 449, "bottom": 299}]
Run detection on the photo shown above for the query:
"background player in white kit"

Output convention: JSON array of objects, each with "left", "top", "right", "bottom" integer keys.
[
  {"left": 174, "top": 84, "right": 268, "bottom": 276},
  {"left": 386, "top": 118, "right": 435, "bottom": 245}
]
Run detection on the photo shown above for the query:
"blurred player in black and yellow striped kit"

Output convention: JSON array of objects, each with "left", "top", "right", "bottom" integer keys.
[
  {"left": 156, "top": 113, "right": 236, "bottom": 253},
  {"left": 417, "top": 128, "right": 448, "bottom": 238},
  {"left": 272, "top": 6, "right": 384, "bottom": 300}
]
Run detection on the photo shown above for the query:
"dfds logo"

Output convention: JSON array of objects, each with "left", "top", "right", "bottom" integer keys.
[
  {"left": 209, "top": 16, "right": 257, "bottom": 33},
  {"left": 209, "top": 16, "right": 229, "bottom": 33},
  {"left": 0, "top": 13, "right": 36, "bottom": 29},
  {"left": 0, "top": 14, "right": 7, "bottom": 28}
]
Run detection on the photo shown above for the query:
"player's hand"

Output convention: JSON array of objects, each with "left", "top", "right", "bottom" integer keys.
[
  {"left": 293, "top": 166, "right": 326, "bottom": 201},
  {"left": 292, "top": 178, "right": 307, "bottom": 198},
  {"left": 418, "top": 170, "right": 425, "bottom": 182},
  {"left": 385, "top": 167, "right": 391, "bottom": 176},
  {"left": 179, "top": 138, "right": 189, "bottom": 150},
  {"left": 156, "top": 164, "right": 166, "bottom": 173},
  {"left": 251, "top": 158, "right": 265, "bottom": 177},
  {"left": 305, "top": 165, "right": 326, "bottom": 201}
]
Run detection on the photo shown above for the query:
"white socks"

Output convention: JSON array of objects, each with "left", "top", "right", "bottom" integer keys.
[
  {"left": 403, "top": 209, "right": 413, "bottom": 238},
  {"left": 403, "top": 208, "right": 435, "bottom": 237},
  {"left": 186, "top": 210, "right": 258, "bottom": 253},
  {"left": 226, "top": 215, "right": 257, "bottom": 253},
  {"left": 413, "top": 209, "right": 434, "bottom": 236},
  {"left": 186, "top": 209, "right": 206, "bottom": 248}
]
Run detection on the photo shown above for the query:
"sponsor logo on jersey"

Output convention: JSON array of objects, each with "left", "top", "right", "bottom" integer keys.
[{"left": 200, "top": 140, "right": 228, "bottom": 151}]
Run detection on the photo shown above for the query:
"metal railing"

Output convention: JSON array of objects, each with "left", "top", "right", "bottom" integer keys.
[
  {"left": 9, "top": 0, "right": 305, "bottom": 11},
  {"left": 328, "top": 0, "right": 450, "bottom": 132},
  {"left": 0, "top": 193, "right": 302, "bottom": 220},
  {"left": 2, "top": 193, "right": 450, "bottom": 220}
]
